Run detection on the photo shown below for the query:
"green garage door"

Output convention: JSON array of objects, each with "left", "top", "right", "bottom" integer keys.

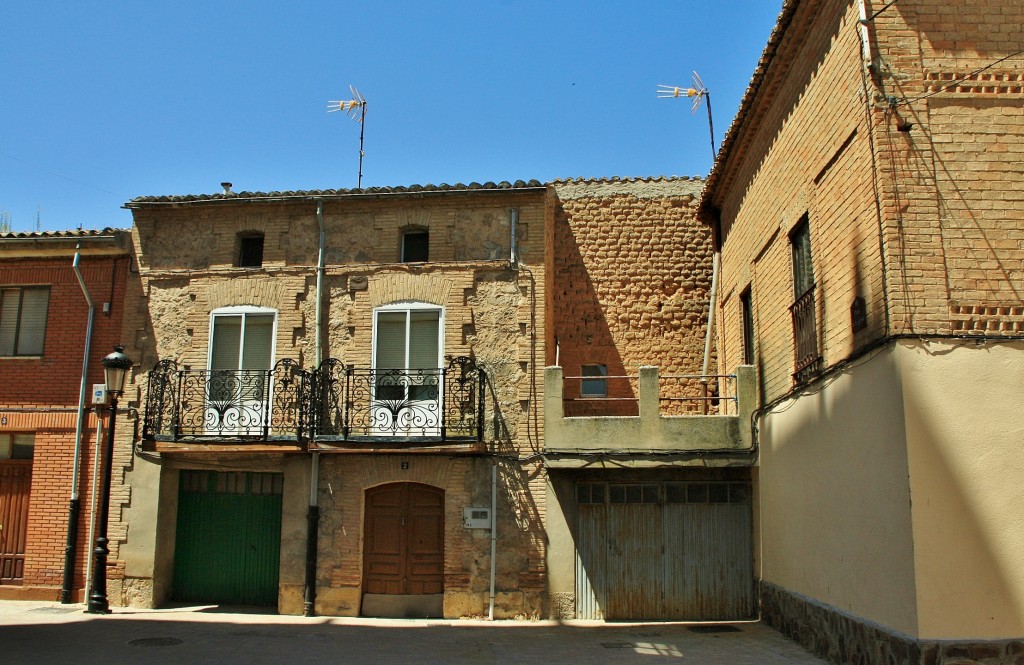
[{"left": 172, "top": 471, "right": 283, "bottom": 606}]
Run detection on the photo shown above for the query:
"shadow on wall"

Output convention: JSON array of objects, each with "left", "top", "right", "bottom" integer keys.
[{"left": 550, "top": 201, "right": 633, "bottom": 418}]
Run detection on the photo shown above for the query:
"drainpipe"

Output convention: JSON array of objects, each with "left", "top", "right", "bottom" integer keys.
[
  {"left": 701, "top": 252, "right": 720, "bottom": 378},
  {"left": 304, "top": 200, "right": 326, "bottom": 617},
  {"left": 83, "top": 415, "right": 103, "bottom": 602},
  {"left": 509, "top": 208, "right": 519, "bottom": 267},
  {"left": 488, "top": 463, "right": 498, "bottom": 620},
  {"left": 61, "top": 249, "right": 96, "bottom": 603}
]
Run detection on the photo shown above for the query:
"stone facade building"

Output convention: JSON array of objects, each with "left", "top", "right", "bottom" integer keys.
[
  {"left": 0, "top": 229, "right": 130, "bottom": 601},
  {"left": 116, "top": 182, "right": 548, "bottom": 617},
  {"left": 700, "top": 0, "right": 1024, "bottom": 661}
]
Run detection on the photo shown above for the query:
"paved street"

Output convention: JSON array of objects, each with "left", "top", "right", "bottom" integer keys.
[{"left": 0, "top": 601, "right": 826, "bottom": 665}]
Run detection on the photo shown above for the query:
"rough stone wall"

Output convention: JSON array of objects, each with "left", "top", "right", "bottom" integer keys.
[
  {"left": 762, "top": 581, "right": 1024, "bottom": 665},
  {"left": 123, "top": 189, "right": 547, "bottom": 616},
  {"left": 548, "top": 178, "right": 713, "bottom": 417},
  {"left": 0, "top": 253, "right": 128, "bottom": 599}
]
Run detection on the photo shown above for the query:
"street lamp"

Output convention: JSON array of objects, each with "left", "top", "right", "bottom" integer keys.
[{"left": 86, "top": 345, "right": 132, "bottom": 614}]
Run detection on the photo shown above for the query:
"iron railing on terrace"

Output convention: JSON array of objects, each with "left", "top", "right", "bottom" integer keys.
[
  {"left": 562, "top": 373, "right": 738, "bottom": 417},
  {"left": 790, "top": 284, "right": 822, "bottom": 384},
  {"left": 142, "top": 356, "right": 485, "bottom": 443}
]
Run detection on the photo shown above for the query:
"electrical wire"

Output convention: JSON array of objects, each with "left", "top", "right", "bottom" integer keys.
[{"left": 898, "top": 48, "right": 1024, "bottom": 107}]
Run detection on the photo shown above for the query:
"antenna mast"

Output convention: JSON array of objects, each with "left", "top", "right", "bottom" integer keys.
[
  {"left": 657, "top": 72, "right": 716, "bottom": 162},
  {"left": 328, "top": 85, "right": 367, "bottom": 188}
]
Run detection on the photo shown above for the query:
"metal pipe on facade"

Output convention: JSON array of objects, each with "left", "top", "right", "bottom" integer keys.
[
  {"left": 62, "top": 250, "right": 96, "bottom": 603},
  {"left": 303, "top": 199, "right": 327, "bottom": 617},
  {"left": 509, "top": 208, "right": 519, "bottom": 267},
  {"left": 83, "top": 416, "right": 103, "bottom": 602},
  {"left": 488, "top": 463, "right": 498, "bottom": 620},
  {"left": 701, "top": 252, "right": 720, "bottom": 378}
]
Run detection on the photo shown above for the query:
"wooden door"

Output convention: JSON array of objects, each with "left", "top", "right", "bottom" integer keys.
[
  {"left": 363, "top": 483, "right": 444, "bottom": 595},
  {"left": 0, "top": 461, "right": 31, "bottom": 584}
]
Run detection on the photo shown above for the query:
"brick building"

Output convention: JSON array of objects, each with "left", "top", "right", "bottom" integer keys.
[
  {"left": 700, "top": 0, "right": 1024, "bottom": 661},
  {"left": 543, "top": 177, "right": 757, "bottom": 621},
  {"left": 0, "top": 229, "right": 130, "bottom": 601},
  {"left": 116, "top": 182, "right": 548, "bottom": 617}
]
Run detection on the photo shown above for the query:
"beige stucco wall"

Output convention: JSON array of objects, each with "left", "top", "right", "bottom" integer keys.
[
  {"left": 757, "top": 346, "right": 919, "bottom": 635},
  {"left": 898, "top": 340, "right": 1024, "bottom": 639}
]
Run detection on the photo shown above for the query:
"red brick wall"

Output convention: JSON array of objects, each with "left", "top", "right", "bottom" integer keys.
[{"left": 0, "top": 252, "right": 128, "bottom": 598}]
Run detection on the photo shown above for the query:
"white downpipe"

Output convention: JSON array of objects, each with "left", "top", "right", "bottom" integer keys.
[
  {"left": 487, "top": 463, "right": 498, "bottom": 620},
  {"left": 312, "top": 201, "right": 325, "bottom": 502},
  {"left": 701, "top": 252, "right": 721, "bottom": 378},
  {"left": 509, "top": 208, "right": 519, "bottom": 266},
  {"left": 83, "top": 415, "right": 103, "bottom": 598}
]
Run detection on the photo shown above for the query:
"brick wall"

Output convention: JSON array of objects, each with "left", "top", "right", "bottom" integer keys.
[
  {"left": 0, "top": 250, "right": 128, "bottom": 598},
  {"left": 548, "top": 177, "right": 715, "bottom": 417},
  {"left": 125, "top": 188, "right": 548, "bottom": 615}
]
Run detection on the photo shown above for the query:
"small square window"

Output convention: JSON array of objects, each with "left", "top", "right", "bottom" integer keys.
[
  {"left": 238, "top": 233, "right": 264, "bottom": 268},
  {"left": 580, "top": 364, "right": 607, "bottom": 398},
  {"left": 402, "top": 230, "right": 429, "bottom": 263}
]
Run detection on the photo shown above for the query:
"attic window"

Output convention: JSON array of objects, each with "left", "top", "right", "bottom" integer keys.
[
  {"left": 401, "top": 230, "right": 429, "bottom": 263},
  {"left": 580, "top": 364, "right": 608, "bottom": 398},
  {"left": 237, "top": 232, "right": 264, "bottom": 268}
]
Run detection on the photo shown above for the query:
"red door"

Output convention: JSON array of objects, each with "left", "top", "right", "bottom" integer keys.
[
  {"left": 0, "top": 461, "right": 31, "bottom": 584},
  {"left": 363, "top": 483, "right": 444, "bottom": 595}
]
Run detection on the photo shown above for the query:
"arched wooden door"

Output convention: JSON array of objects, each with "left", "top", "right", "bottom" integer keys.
[{"left": 363, "top": 483, "right": 444, "bottom": 616}]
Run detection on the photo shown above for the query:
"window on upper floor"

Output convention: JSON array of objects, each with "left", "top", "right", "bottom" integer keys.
[
  {"left": 789, "top": 216, "right": 821, "bottom": 382},
  {"left": 372, "top": 303, "right": 443, "bottom": 435},
  {"left": 401, "top": 230, "right": 429, "bottom": 263},
  {"left": 740, "top": 287, "right": 755, "bottom": 366},
  {"left": 580, "top": 364, "right": 608, "bottom": 398},
  {"left": 0, "top": 433, "right": 34, "bottom": 460},
  {"left": 0, "top": 286, "right": 50, "bottom": 356},
  {"left": 237, "top": 232, "right": 265, "bottom": 268},
  {"left": 207, "top": 307, "right": 276, "bottom": 433}
]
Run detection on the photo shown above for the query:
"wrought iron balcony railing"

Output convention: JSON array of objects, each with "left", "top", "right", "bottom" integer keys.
[
  {"left": 314, "top": 356, "right": 485, "bottom": 441},
  {"left": 142, "top": 358, "right": 312, "bottom": 441},
  {"left": 142, "top": 356, "right": 485, "bottom": 443}
]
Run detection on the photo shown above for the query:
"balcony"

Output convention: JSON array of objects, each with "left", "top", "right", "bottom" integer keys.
[
  {"left": 543, "top": 365, "right": 756, "bottom": 467},
  {"left": 141, "top": 356, "right": 485, "bottom": 447}
]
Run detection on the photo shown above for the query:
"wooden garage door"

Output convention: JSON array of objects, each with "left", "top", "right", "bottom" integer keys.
[
  {"left": 0, "top": 461, "right": 31, "bottom": 583},
  {"left": 363, "top": 483, "right": 444, "bottom": 595},
  {"left": 172, "top": 471, "right": 283, "bottom": 606},
  {"left": 576, "top": 480, "right": 754, "bottom": 620}
]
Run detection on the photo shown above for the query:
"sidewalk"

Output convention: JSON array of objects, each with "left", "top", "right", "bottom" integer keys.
[{"left": 0, "top": 600, "right": 827, "bottom": 664}]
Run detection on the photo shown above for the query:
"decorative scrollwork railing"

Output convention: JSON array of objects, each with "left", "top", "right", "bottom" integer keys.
[
  {"left": 313, "top": 356, "right": 485, "bottom": 441},
  {"left": 143, "top": 356, "right": 485, "bottom": 443},
  {"left": 142, "top": 358, "right": 313, "bottom": 441}
]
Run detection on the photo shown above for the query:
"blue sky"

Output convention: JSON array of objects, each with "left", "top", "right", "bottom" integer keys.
[{"left": 1, "top": 1, "right": 781, "bottom": 232}]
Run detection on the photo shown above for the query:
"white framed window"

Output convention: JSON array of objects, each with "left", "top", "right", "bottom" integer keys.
[
  {"left": 207, "top": 306, "right": 277, "bottom": 434},
  {"left": 580, "top": 364, "right": 608, "bottom": 398},
  {"left": 0, "top": 433, "right": 34, "bottom": 460},
  {"left": 372, "top": 302, "right": 443, "bottom": 434},
  {"left": 0, "top": 287, "right": 50, "bottom": 356}
]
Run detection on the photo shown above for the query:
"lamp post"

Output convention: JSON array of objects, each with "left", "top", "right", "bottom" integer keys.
[{"left": 86, "top": 345, "right": 132, "bottom": 614}]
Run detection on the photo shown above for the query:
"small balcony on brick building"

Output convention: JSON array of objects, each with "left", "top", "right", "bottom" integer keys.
[
  {"left": 543, "top": 365, "right": 756, "bottom": 467},
  {"left": 140, "top": 357, "right": 486, "bottom": 452}
]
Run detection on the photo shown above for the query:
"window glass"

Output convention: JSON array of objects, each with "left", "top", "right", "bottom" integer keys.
[
  {"left": 0, "top": 287, "right": 50, "bottom": 356},
  {"left": 740, "top": 288, "right": 755, "bottom": 366},
  {"left": 0, "top": 433, "right": 34, "bottom": 460},
  {"left": 791, "top": 217, "right": 815, "bottom": 297},
  {"left": 580, "top": 364, "right": 608, "bottom": 398}
]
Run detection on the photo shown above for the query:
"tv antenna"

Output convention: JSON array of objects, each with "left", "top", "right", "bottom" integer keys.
[
  {"left": 328, "top": 85, "right": 367, "bottom": 188},
  {"left": 657, "top": 71, "right": 716, "bottom": 162}
]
